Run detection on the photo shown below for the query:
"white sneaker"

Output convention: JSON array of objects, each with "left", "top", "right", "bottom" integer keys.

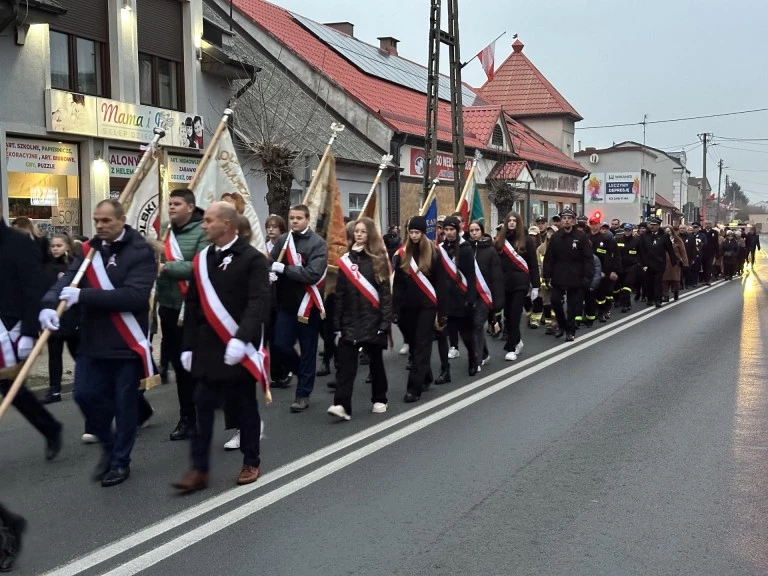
[
  {"left": 372, "top": 402, "right": 388, "bottom": 414},
  {"left": 327, "top": 404, "right": 351, "bottom": 421},
  {"left": 447, "top": 346, "right": 460, "bottom": 359},
  {"left": 398, "top": 343, "right": 409, "bottom": 355},
  {"left": 515, "top": 340, "right": 524, "bottom": 355},
  {"left": 504, "top": 351, "right": 518, "bottom": 362},
  {"left": 481, "top": 354, "right": 490, "bottom": 366},
  {"left": 224, "top": 430, "right": 240, "bottom": 450},
  {"left": 81, "top": 433, "right": 98, "bottom": 444}
]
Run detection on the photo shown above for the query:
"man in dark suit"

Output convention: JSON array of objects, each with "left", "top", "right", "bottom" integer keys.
[
  {"left": 0, "top": 217, "right": 62, "bottom": 460},
  {"left": 173, "top": 202, "right": 270, "bottom": 494}
]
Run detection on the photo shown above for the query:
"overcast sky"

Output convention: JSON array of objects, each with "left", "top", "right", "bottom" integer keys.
[{"left": 272, "top": 0, "right": 768, "bottom": 203}]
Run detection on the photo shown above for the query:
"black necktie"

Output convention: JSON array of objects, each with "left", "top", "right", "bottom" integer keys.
[{"left": 216, "top": 249, "right": 225, "bottom": 265}]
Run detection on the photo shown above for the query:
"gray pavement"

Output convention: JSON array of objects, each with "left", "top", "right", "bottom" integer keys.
[{"left": 3, "top": 254, "right": 768, "bottom": 575}]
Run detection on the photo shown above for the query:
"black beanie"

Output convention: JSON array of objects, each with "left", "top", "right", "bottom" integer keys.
[
  {"left": 408, "top": 215, "right": 427, "bottom": 234},
  {"left": 442, "top": 216, "right": 461, "bottom": 231}
]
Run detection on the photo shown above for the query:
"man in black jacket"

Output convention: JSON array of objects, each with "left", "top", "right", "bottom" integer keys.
[
  {"left": 173, "top": 202, "right": 269, "bottom": 493},
  {"left": 701, "top": 221, "right": 719, "bottom": 284},
  {"left": 439, "top": 216, "right": 478, "bottom": 375},
  {"left": 615, "top": 223, "right": 641, "bottom": 312},
  {"left": 638, "top": 216, "right": 678, "bottom": 308},
  {"left": 745, "top": 227, "right": 761, "bottom": 267},
  {"left": 542, "top": 209, "right": 594, "bottom": 342},
  {"left": 585, "top": 218, "right": 621, "bottom": 324},
  {"left": 0, "top": 218, "right": 62, "bottom": 460},
  {"left": 41, "top": 200, "right": 156, "bottom": 487}
]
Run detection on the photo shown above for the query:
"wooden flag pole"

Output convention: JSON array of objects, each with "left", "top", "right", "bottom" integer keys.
[
  {"left": 453, "top": 150, "right": 483, "bottom": 214},
  {"left": 301, "top": 122, "right": 345, "bottom": 205},
  {"left": 357, "top": 154, "right": 393, "bottom": 224},
  {"left": 188, "top": 109, "right": 233, "bottom": 193},
  {"left": 0, "top": 130, "right": 166, "bottom": 423},
  {"left": 419, "top": 178, "right": 441, "bottom": 216}
]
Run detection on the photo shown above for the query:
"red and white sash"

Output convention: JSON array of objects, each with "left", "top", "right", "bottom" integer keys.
[
  {"left": 164, "top": 230, "right": 189, "bottom": 298},
  {"left": 395, "top": 246, "right": 438, "bottom": 306},
  {"left": 474, "top": 260, "right": 493, "bottom": 308},
  {"left": 193, "top": 247, "right": 269, "bottom": 392},
  {"left": 83, "top": 242, "right": 155, "bottom": 379},
  {"left": 0, "top": 321, "right": 21, "bottom": 369},
  {"left": 284, "top": 233, "right": 326, "bottom": 323},
  {"left": 439, "top": 244, "right": 468, "bottom": 293},
  {"left": 502, "top": 240, "right": 529, "bottom": 274},
  {"left": 338, "top": 253, "right": 380, "bottom": 309}
]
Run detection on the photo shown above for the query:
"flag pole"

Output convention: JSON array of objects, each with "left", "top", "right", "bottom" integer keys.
[
  {"left": 0, "top": 129, "right": 166, "bottom": 424},
  {"left": 357, "top": 153, "right": 393, "bottom": 224},
  {"left": 301, "top": 122, "right": 345, "bottom": 205},
  {"left": 460, "top": 31, "right": 506, "bottom": 69},
  {"left": 453, "top": 151, "right": 483, "bottom": 214},
  {"left": 419, "top": 178, "right": 441, "bottom": 216}
]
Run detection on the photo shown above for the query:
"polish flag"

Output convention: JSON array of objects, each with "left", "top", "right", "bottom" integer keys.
[{"left": 477, "top": 41, "right": 496, "bottom": 82}]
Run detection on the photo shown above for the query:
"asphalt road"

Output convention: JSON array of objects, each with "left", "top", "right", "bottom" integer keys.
[{"left": 3, "top": 254, "right": 768, "bottom": 575}]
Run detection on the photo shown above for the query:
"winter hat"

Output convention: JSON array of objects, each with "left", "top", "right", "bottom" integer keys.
[
  {"left": 442, "top": 216, "right": 461, "bottom": 231},
  {"left": 408, "top": 215, "right": 427, "bottom": 234}
]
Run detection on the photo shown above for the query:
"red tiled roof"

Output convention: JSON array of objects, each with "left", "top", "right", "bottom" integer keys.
[
  {"left": 232, "top": 0, "right": 487, "bottom": 148},
  {"left": 655, "top": 194, "right": 676, "bottom": 209},
  {"left": 478, "top": 40, "right": 582, "bottom": 120},
  {"left": 489, "top": 160, "right": 529, "bottom": 181},
  {"left": 506, "top": 115, "right": 587, "bottom": 174},
  {"left": 462, "top": 105, "right": 503, "bottom": 145}
]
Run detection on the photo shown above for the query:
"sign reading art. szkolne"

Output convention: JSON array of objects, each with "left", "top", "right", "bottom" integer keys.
[
  {"left": 46, "top": 89, "right": 205, "bottom": 149},
  {"left": 604, "top": 172, "right": 641, "bottom": 203},
  {"left": 5, "top": 138, "right": 79, "bottom": 175}
]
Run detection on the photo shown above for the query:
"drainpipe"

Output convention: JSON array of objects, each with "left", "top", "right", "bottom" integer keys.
[
  {"left": 0, "top": 0, "right": 19, "bottom": 36},
  {"left": 581, "top": 174, "right": 590, "bottom": 216}
]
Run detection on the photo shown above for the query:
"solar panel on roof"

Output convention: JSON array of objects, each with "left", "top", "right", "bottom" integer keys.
[{"left": 293, "top": 14, "right": 477, "bottom": 105}]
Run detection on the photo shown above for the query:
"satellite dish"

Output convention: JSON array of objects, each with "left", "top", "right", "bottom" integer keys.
[{"left": 589, "top": 153, "right": 599, "bottom": 165}]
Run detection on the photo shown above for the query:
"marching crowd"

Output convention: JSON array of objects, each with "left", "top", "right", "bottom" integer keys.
[{"left": 0, "top": 189, "right": 761, "bottom": 571}]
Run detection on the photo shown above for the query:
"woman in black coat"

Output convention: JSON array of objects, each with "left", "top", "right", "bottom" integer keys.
[
  {"left": 42, "top": 234, "right": 79, "bottom": 404},
  {"left": 496, "top": 212, "right": 540, "bottom": 361},
  {"left": 468, "top": 220, "right": 505, "bottom": 369},
  {"left": 327, "top": 217, "right": 393, "bottom": 421}
]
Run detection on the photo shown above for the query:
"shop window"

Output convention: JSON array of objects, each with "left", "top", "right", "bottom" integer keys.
[
  {"left": 49, "top": 31, "right": 107, "bottom": 97},
  {"left": 348, "top": 193, "right": 368, "bottom": 219},
  {"left": 139, "top": 53, "right": 182, "bottom": 110},
  {"left": 5, "top": 138, "right": 82, "bottom": 238}
]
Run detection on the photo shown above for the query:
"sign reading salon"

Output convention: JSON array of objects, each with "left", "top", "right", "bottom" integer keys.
[{"left": 45, "top": 89, "right": 205, "bottom": 149}]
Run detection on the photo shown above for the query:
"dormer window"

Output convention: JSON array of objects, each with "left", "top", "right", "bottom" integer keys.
[{"left": 491, "top": 124, "right": 504, "bottom": 147}]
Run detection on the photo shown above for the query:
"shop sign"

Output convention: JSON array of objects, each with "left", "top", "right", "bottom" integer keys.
[
  {"left": 55, "top": 198, "right": 80, "bottom": 227},
  {"left": 109, "top": 150, "right": 143, "bottom": 177},
  {"left": 30, "top": 186, "right": 59, "bottom": 206},
  {"left": 46, "top": 89, "right": 205, "bottom": 149},
  {"left": 533, "top": 169, "right": 580, "bottom": 194},
  {"left": 168, "top": 155, "right": 201, "bottom": 184},
  {"left": 5, "top": 138, "right": 78, "bottom": 176},
  {"left": 605, "top": 172, "right": 640, "bottom": 204},
  {"left": 585, "top": 173, "right": 605, "bottom": 204},
  {"left": 407, "top": 147, "right": 472, "bottom": 180}
]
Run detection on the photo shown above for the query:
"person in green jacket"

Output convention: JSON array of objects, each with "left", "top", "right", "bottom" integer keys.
[{"left": 157, "top": 189, "right": 207, "bottom": 441}]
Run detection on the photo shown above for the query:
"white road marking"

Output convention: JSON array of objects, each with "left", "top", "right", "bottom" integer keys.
[{"left": 40, "top": 282, "right": 726, "bottom": 576}]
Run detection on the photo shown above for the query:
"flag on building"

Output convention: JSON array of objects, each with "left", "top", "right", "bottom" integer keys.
[
  {"left": 124, "top": 153, "right": 162, "bottom": 240},
  {"left": 424, "top": 197, "right": 438, "bottom": 241},
  {"left": 191, "top": 129, "right": 266, "bottom": 254},
  {"left": 477, "top": 41, "right": 496, "bottom": 82}
]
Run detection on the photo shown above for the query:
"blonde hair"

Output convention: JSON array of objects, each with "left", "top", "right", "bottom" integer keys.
[
  {"left": 352, "top": 217, "right": 389, "bottom": 283},
  {"left": 400, "top": 231, "right": 434, "bottom": 275}
]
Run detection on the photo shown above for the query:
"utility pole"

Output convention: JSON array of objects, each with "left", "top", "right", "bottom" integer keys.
[
  {"left": 715, "top": 159, "right": 724, "bottom": 225},
  {"left": 699, "top": 133, "right": 709, "bottom": 222},
  {"left": 725, "top": 174, "right": 730, "bottom": 222}
]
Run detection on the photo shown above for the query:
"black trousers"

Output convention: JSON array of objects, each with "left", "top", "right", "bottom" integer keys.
[
  {"left": 504, "top": 289, "right": 527, "bottom": 351},
  {"left": 436, "top": 329, "right": 449, "bottom": 369},
  {"left": 47, "top": 333, "right": 79, "bottom": 394},
  {"left": 447, "top": 322, "right": 459, "bottom": 349},
  {"left": 400, "top": 307, "right": 435, "bottom": 396},
  {"left": 447, "top": 314, "right": 476, "bottom": 367},
  {"left": 686, "top": 263, "right": 700, "bottom": 287},
  {"left": 645, "top": 268, "right": 664, "bottom": 303},
  {"left": 748, "top": 248, "right": 757, "bottom": 266},
  {"left": 550, "top": 286, "right": 584, "bottom": 335},
  {"left": 159, "top": 306, "right": 196, "bottom": 423},
  {"left": 702, "top": 255, "right": 714, "bottom": 283},
  {"left": 320, "top": 294, "right": 337, "bottom": 365},
  {"left": 334, "top": 340, "right": 387, "bottom": 414},
  {"left": 191, "top": 379, "right": 260, "bottom": 472},
  {"left": 619, "top": 267, "right": 637, "bottom": 308},
  {"left": 0, "top": 378, "right": 61, "bottom": 440}
]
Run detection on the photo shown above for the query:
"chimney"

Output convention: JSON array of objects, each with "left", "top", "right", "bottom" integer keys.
[
  {"left": 324, "top": 22, "right": 354, "bottom": 37},
  {"left": 378, "top": 36, "right": 399, "bottom": 56}
]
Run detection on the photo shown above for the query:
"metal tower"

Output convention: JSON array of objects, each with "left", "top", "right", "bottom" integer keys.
[{"left": 424, "top": 0, "right": 466, "bottom": 204}]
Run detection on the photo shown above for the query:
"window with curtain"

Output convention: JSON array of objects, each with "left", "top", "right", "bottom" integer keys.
[
  {"left": 138, "top": 53, "right": 181, "bottom": 110},
  {"left": 50, "top": 31, "right": 70, "bottom": 90},
  {"left": 49, "top": 30, "right": 107, "bottom": 97}
]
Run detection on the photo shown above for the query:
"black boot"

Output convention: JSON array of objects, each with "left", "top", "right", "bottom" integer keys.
[
  {"left": 170, "top": 419, "right": 194, "bottom": 441},
  {"left": 316, "top": 359, "right": 331, "bottom": 377},
  {"left": 673, "top": 290, "right": 679, "bottom": 301},
  {"left": 434, "top": 366, "right": 451, "bottom": 385}
]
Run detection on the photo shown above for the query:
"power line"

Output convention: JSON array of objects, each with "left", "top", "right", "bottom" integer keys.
[
  {"left": 717, "top": 144, "right": 768, "bottom": 154},
  {"left": 714, "top": 136, "right": 768, "bottom": 142},
  {"left": 577, "top": 107, "right": 768, "bottom": 130},
  {"left": 728, "top": 167, "right": 768, "bottom": 172}
]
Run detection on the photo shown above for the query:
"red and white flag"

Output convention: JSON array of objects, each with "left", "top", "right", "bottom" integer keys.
[{"left": 477, "top": 41, "right": 496, "bottom": 82}]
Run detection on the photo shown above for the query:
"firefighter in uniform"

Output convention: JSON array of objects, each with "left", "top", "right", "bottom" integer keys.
[
  {"left": 585, "top": 218, "right": 621, "bottom": 324},
  {"left": 615, "top": 223, "right": 641, "bottom": 312},
  {"left": 639, "top": 216, "right": 678, "bottom": 307}
]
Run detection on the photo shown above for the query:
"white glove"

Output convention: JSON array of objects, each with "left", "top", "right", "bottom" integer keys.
[
  {"left": 269, "top": 271, "right": 278, "bottom": 283},
  {"left": 17, "top": 336, "right": 35, "bottom": 360},
  {"left": 224, "top": 338, "right": 246, "bottom": 366},
  {"left": 531, "top": 288, "right": 539, "bottom": 301},
  {"left": 181, "top": 351, "right": 193, "bottom": 372},
  {"left": 271, "top": 262, "right": 285, "bottom": 275},
  {"left": 59, "top": 286, "right": 81, "bottom": 310},
  {"left": 39, "top": 309, "right": 60, "bottom": 331}
]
